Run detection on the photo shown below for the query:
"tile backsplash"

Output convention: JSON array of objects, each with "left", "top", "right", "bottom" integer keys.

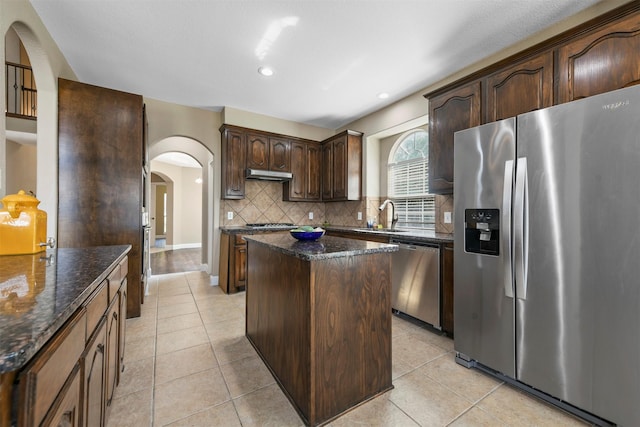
[{"left": 220, "top": 181, "right": 454, "bottom": 234}]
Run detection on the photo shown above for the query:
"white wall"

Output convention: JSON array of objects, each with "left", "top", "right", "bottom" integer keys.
[
  {"left": 5, "top": 140, "right": 36, "bottom": 194},
  {"left": 1, "top": 0, "right": 77, "bottom": 239}
]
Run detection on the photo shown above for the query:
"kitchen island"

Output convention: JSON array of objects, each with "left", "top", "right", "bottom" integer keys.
[
  {"left": 0, "top": 245, "right": 130, "bottom": 427},
  {"left": 243, "top": 234, "right": 398, "bottom": 426}
]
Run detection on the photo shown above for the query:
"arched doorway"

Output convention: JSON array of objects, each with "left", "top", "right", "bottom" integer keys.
[{"left": 148, "top": 137, "right": 214, "bottom": 275}]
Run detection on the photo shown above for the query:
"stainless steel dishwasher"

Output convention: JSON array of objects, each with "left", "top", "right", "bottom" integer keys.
[{"left": 390, "top": 238, "right": 440, "bottom": 329}]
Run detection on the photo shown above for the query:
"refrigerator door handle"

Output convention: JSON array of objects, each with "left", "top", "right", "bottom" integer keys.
[
  {"left": 514, "top": 157, "right": 529, "bottom": 300},
  {"left": 502, "top": 160, "right": 514, "bottom": 298}
]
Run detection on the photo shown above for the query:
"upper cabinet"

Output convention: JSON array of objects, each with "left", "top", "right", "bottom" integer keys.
[
  {"left": 424, "top": 3, "right": 640, "bottom": 194},
  {"left": 485, "top": 51, "right": 554, "bottom": 122},
  {"left": 221, "top": 124, "right": 321, "bottom": 201},
  {"left": 220, "top": 125, "right": 246, "bottom": 199},
  {"left": 321, "top": 130, "right": 363, "bottom": 202},
  {"left": 557, "top": 11, "right": 640, "bottom": 103},
  {"left": 283, "top": 140, "right": 322, "bottom": 201},
  {"left": 428, "top": 82, "right": 481, "bottom": 195},
  {"left": 246, "top": 132, "right": 291, "bottom": 172}
]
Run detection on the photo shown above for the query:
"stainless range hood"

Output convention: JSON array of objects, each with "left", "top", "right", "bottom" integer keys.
[{"left": 245, "top": 168, "right": 293, "bottom": 181}]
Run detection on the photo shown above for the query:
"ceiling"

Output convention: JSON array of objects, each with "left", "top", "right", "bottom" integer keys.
[{"left": 29, "top": 0, "right": 604, "bottom": 130}]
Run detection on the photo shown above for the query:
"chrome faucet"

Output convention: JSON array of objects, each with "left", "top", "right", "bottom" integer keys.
[{"left": 379, "top": 199, "right": 398, "bottom": 230}]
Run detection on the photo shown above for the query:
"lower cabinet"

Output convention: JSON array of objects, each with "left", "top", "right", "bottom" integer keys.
[
  {"left": 13, "top": 256, "right": 128, "bottom": 427},
  {"left": 41, "top": 366, "right": 82, "bottom": 427},
  {"left": 105, "top": 295, "right": 120, "bottom": 418},
  {"left": 218, "top": 233, "right": 247, "bottom": 294},
  {"left": 441, "top": 243, "right": 454, "bottom": 336},
  {"left": 83, "top": 319, "right": 106, "bottom": 427},
  {"left": 118, "top": 279, "right": 128, "bottom": 380}
]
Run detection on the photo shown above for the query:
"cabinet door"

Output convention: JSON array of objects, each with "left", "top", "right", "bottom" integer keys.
[
  {"left": 83, "top": 319, "right": 106, "bottom": 427},
  {"left": 332, "top": 136, "right": 347, "bottom": 200},
  {"left": 118, "top": 281, "right": 127, "bottom": 381},
  {"left": 58, "top": 78, "right": 143, "bottom": 318},
  {"left": 485, "top": 51, "right": 553, "bottom": 122},
  {"left": 221, "top": 128, "right": 246, "bottom": 199},
  {"left": 105, "top": 297, "right": 119, "bottom": 417},
  {"left": 428, "top": 81, "right": 481, "bottom": 194},
  {"left": 306, "top": 142, "right": 322, "bottom": 201},
  {"left": 233, "top": 235, "right": 247, "bottom": 290},
  {"left": 269, "top": 137, "right": 291, "bottom": 172},
  {"left": 321, "top": 142, "right": 333, "bottom": 200},
  {"left": 42, "top": 366, "right": 82, "bottom": 427},
  {"left": 441, "top": 243, "right": 454, "bottom": 336},
  {"left": 557, "top": 12, "right": 640, "bottom": 103},
  {"left": 284, "top": 141, "right": 307, "bottom": 201},
  {"left": 246, "top": 133, "right": 270, "bottom": 170}
]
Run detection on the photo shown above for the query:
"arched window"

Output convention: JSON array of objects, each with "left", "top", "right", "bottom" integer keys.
[{"left": 387, "top": 129, "right": 435, "bottom": 229}]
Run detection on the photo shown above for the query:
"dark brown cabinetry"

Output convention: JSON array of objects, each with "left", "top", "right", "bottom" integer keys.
[
  {"left": 12, "top": 256, "right": 128, "bottom": 427},
  {"left": 425, "top": 3, "right": 640, "bottom": 195},
  {"left": 283, "top": 140, "right": 322, "bottom": 201},
  {"left": 83, "top": 319, "right": 106, "bottom": 427},
  {"left": 221, "top": 124, "right": 320, "bottom": 200},
  {"left": 557, "top": 11, "right": 640, "bottom": 103},
  {"left": 220, "top": 126, "right": 246, "bottom": 199},
  {"left": 57, "top": 78, "right": 143, "bottom": 318},
  {"left": 246, "top": 133, "right": 291, "bottom": 172},
  {"left": 428, "top": 82, "right": 481, "bottom": 194},
  {"left": 218, "top": 233, "right": 247, "bottom": 294},
  {"left": 321, "top": 130, "right": 362, "bottom": 201},
  {"left": 441, "top": 243, "right": 454, "bottom": 336},
  {"left": 485, "top": 51, "right": 553, "bottom": 122},
  {"left": 43, "top": 366, "right": 81, "bottom": 427}
]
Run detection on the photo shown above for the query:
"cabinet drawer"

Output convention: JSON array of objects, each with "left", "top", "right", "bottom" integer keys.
[
  {"left": 108, "top": 257, "right": 127, "bottom": 304},
  {"left": 18, "top": 309, "right": 86, "bottom": 426},
  {"left": 86, "top": 282, "right": 108, "bottom": 340}
]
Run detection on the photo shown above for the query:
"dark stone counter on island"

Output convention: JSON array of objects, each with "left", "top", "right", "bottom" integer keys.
[
  {"left": 242, "top": 233, "right": 398, "bottom": 261},
  {"left": 0, "top": 245, "right": 131, "bottom": 373}
]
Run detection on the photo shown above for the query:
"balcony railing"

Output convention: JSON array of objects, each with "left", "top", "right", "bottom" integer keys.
[{"left": 5, "top": 61, "right": 37, "bottom": 119}]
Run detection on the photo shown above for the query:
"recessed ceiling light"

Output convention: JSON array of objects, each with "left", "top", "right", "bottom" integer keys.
[
  {"left": 378, "top": 92, "right": 389, "bottom": 99},
  {"left": 258, "top": 66, "right": 274, "bottom": 77}
]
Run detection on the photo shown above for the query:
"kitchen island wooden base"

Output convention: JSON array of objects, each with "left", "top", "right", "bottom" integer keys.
[{"left": 245, "top": 235, "right": 395, "bottom": 426}]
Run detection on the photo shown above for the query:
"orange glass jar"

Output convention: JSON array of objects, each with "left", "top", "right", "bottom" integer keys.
[{"left": 0, "top": 190, "right": 47, "bottom": 255}]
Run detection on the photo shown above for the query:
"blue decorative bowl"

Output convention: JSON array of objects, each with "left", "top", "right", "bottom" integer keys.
[{"left": 290, "top": 230, "right": 325, "bottom": 241}]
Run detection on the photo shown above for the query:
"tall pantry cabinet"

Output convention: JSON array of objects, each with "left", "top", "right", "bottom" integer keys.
[{"left": 57, "top": 78, "right": 144, "bottom": 318}]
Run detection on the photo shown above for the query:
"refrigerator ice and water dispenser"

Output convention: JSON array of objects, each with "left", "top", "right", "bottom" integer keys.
[{"left": 464, "top": 209, "right": 499, "bottom": 256}]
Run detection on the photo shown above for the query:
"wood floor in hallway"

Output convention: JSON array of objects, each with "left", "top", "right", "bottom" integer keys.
[{"left": 151, "top": 248, "right": 202, "bottom": 275}]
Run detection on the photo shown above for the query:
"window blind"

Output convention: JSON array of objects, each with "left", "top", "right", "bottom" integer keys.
[{"left": 388, "top": 157, "right": 435, "bottom": 229}]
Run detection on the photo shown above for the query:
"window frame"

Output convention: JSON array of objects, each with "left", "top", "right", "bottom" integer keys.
[{"left": 387, "top": 129, "right": 435, "bottom": 230}]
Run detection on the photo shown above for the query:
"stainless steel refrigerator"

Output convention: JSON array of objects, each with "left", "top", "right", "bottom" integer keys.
[{"left": 453, "top": 85, "right": 640, "bottom": 426}]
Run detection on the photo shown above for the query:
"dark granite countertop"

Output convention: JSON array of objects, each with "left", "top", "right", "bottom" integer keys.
[
  {"left": 243, "top": 234, "right": 398, "bottom": 261},
  {"left": 220, "top": 225, "right": 453, "bottom": 244},
  {"left": 220, "top": 226, "right": 292, "bottom": 235},
  {"left": 324, "top": 226, "right": 454, "bottom": 244},
  {"left": 0, "top": 245, "right": 131, "bottom": 373}
]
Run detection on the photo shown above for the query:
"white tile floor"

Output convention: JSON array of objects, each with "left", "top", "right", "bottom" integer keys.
[{"left": 107, "top": 271, "right": 590, "bottom": 426}]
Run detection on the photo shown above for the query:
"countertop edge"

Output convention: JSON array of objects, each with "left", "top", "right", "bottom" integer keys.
[{"left": 244, "top": 234, "right": 398, "bottom": 261}]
